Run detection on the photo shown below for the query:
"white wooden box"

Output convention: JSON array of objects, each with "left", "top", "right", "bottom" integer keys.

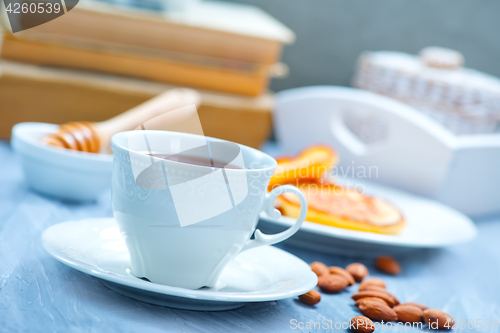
[{"left": 274, "top": 86, "right": 500, "bottom": 217}]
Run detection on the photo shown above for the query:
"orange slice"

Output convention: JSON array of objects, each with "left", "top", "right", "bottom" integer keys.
[
  {"left": 277, "top": 182, "right": 406, "bottom": 235},
  {"left": 269, "top": 146, "right": 338, "bottom": 190}
]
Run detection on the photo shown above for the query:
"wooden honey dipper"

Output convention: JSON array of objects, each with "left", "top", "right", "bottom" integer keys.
[{"left": 41, "top": 88, "right": 200, "bottom": 153}]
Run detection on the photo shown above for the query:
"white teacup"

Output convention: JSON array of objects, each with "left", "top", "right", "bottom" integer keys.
[{"left": 111, "top": 130, "right": 307, "bottom": 289}]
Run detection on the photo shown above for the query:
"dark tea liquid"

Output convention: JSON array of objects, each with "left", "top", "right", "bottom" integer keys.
[{"left": 147, "top": 153, "right": 242, "bottom": 169}]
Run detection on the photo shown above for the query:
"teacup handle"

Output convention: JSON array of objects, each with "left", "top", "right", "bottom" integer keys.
[{"left": 241, "top": 185, "right": 308, "bottom": 252}]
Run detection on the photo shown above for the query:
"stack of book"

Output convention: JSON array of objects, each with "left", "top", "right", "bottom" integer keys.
[{"left": 0, "top": 0, "right": 295, "bottom": 147}]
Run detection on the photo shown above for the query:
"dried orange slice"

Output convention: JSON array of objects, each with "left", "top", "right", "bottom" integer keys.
[
  {"left": 269, "top": 146, "right": 338, "bottom": 190},
  {"left": 277, "top": 182, "right": 406, "bottom": 235}
]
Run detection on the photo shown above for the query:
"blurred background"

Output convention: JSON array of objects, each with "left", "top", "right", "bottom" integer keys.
[
  {"left": 3, "top": 0, "right": 500, "bottom": 143},
  {"left": 222, "top": 0, "right": 500, "bottom": 91}
]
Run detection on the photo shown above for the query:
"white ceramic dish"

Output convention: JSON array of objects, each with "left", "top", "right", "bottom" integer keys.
[
  {"left": 11, "top": 122, "right": 113, "bottom": 201},
  {"left": 41, "top": 218, "right": 317, "bottom": 311},
  {"left": 258, "top": 177, "right": 477, "bottom": 256}
]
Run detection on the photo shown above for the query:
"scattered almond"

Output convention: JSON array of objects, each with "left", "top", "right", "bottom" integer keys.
[
  {"left": 310, "top": 261, "right": 329, "bottom": 277},
  {"left": 375, "top": 256, "right": 401, "bottom": 275},
  {"left": 358, "top": 300, "right": 398, "bottom": 322},
  {"left": 329, "top": 266, "right": 355, "bottom": 286},
  {"left": 298, "top": 289, "right": 321, "bottom": 306},
  {"left": 346, "top": 263, "right": 369, "bottom": 282},
  {"left": 361, "top": 285, "right": 387, "bottom": 292},
  {"left": 305, "top": 259, "right": 452, "bottom": 331},
  {"left": 359, "top": 277, "right": 386, "bottom": 291},
  {"left": 355, "top": 297, "right": 389, "bottom": 308},
  {"left": 352, "top": 290, "right": 399, "bottom": 308},
  {"left": 423, "top": 309, "right": 455, "bottom": 330},
  {"left": 350, "top": 316, "right": 375, "bottom": 333},
  {"left": 393, "top": 304, "right": 423, "bottom": 323},
  {"left": 402, "top": 302, "right": 429, "bottom": 311},
  {"left": 318, "top": 274, "right": 349, "bottom": 293}
]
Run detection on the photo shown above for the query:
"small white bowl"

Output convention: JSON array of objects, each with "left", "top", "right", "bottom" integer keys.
[{"left": 11, "top": 122, "right": 113, "bottom": 201}]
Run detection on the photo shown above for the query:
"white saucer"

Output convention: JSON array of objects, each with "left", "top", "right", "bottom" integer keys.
[
  {"left": 41, "top": 218, "right": 317, "bottom": 311},
  {"left": 259, "top": 177, "right": 477, "bottom": 256}
]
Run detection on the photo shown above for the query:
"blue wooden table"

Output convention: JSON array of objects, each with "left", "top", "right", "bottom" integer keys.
[{"left": 1, "top": 141, "right": 499, "bottom": 332}]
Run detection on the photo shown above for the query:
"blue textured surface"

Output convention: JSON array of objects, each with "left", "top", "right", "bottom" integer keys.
[{"left": 1, "top": 141, "right": 499, "bottom": 332}]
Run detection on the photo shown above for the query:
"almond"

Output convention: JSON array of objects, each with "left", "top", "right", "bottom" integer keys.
[
  {"left": 317, "top": 274, "right": 329, "bottom": 287},
  {"left": 358, "top": 300, "right": 398, "bottom": 322},
  {"left": 352, "top": 290, "right": 399, "bottom": 307},
  {"left": 298, "top": 289, "right": 321, "bottom": 306},
  {"left": 346, "top": 263, "right": 369, "bottom": 282},
  {"left": 310, "top": 261, "right": 329, "bottom": 277},
  {"left": 393, "top": 304, "right": 423, "bottom": 323},
  {"left": 361, "top": 285, "right": 387, "bottom": 292},
  {"left": 375, "top": 256, "right": 401, "bottom": 275},
  {"left": 318, "top": 274, "right": 348, "bottom": 293},
  {"left": 329, "top": 266, "right": 355, "bottom": 286},
  {"left": 355, "top": 297, "right": 389, "bottom": 308},
  {"left": 350, "top": 316, "right": 375, "bottom": 333},
  {"left": 402, "top": 302, "right": 429, "bottom": 311},
  {"left": 359, "top": 277, "right": 386, "bottom": 291},
  {"left": 423, "top": 309, "right": 455, "bottom": 330}
]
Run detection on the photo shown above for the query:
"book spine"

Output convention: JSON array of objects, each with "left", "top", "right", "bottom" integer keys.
[
  {"left": 1, "top": 36, "right": 270, "bottom": 96},
  {"left": 16, "top": 7, "right": 283, "bottom": 65}
]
